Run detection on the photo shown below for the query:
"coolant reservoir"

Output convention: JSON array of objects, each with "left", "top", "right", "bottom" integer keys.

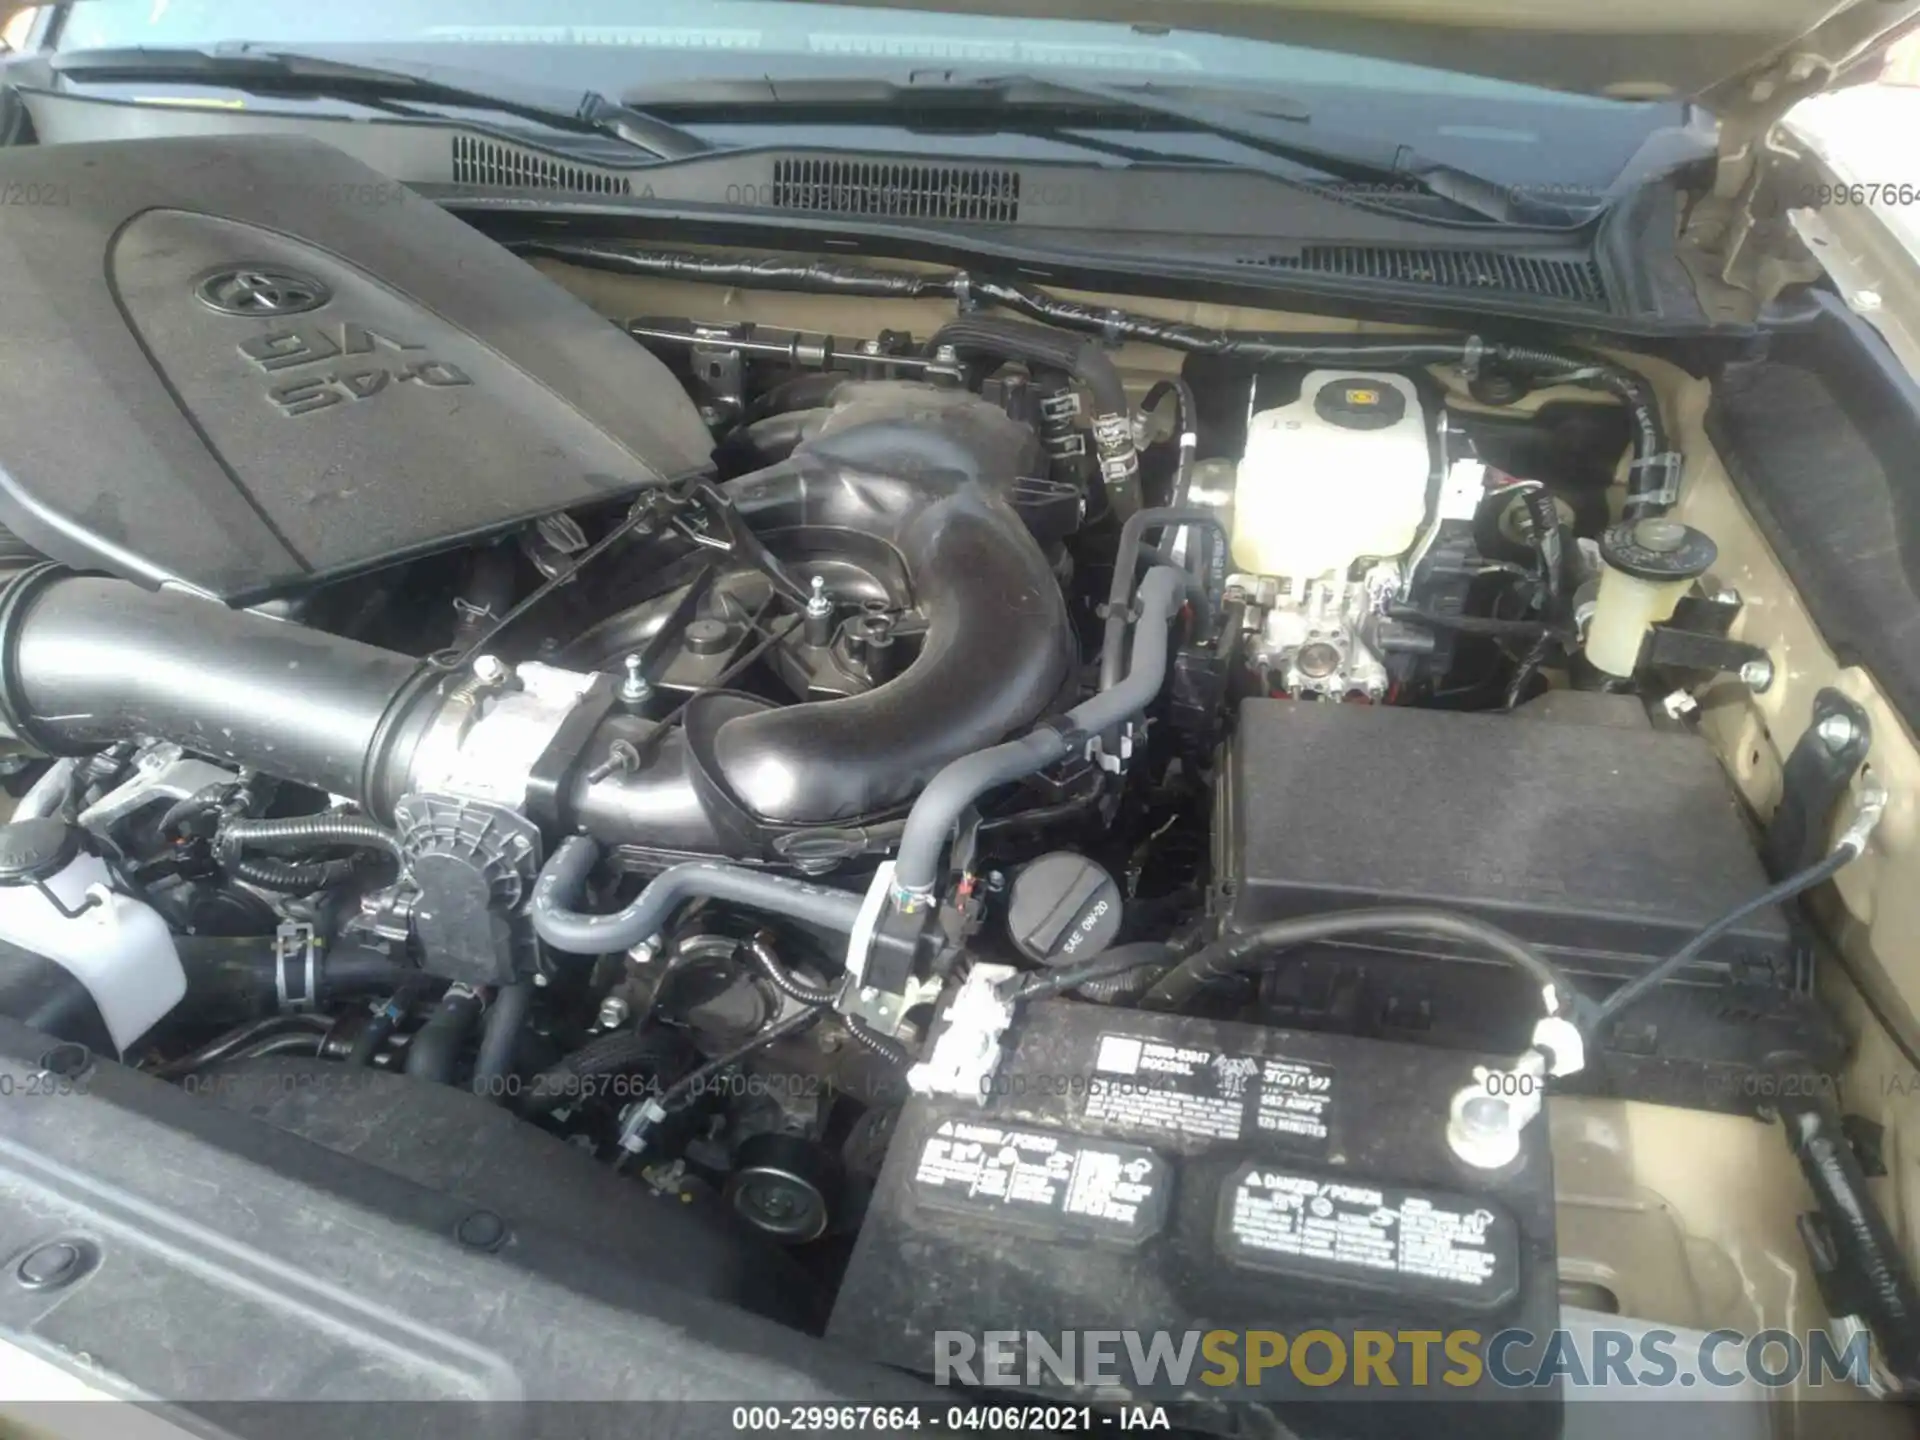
[
  {"left": 0, "top": 818, "right": 185, "bottom": 1053},
  {"left": 1231, "top": 371, "right": 1431, "bottom": 582},
  {"left": 1586, "top": 519, "right": 1719, "bottom": 678}
]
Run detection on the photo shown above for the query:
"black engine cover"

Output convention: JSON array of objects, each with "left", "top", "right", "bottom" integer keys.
[{"left": 0, "top": 135, "right": 713, "bottom": 600}]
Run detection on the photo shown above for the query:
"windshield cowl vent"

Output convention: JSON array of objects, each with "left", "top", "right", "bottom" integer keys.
[
  {"left": 771, "top": 158, "right": 1020, "bottom": 223},
  {"left": 1239, "top": 245, "right": 1606, "bottom": 306},
  {"left": 450, "top": 135, "right": 633, "bottom": 195}
]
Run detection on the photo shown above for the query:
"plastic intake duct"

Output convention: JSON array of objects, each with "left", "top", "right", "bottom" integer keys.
[{"left": 0, "top": 385, "right": 1077, "bottom": 860}]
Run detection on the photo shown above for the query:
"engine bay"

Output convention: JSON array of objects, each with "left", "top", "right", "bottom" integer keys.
[{"left": 0, "top": 135, "right": 1910, "bottom": 1428}]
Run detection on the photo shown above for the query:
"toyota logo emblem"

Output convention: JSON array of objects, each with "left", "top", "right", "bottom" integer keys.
[{"left": 195, "top": 265, "right": 332, "bottom": 317}]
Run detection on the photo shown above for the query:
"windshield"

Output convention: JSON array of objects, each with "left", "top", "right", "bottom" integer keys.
[{"left": 38, "top": 0, "right": 1685, "bottom": 203}]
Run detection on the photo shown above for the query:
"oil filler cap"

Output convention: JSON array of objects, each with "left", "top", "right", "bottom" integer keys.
[{"left": 1006, "top": 852, "right": 1122, "bottom": 965}]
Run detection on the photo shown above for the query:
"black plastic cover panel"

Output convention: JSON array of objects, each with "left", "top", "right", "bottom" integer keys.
[
  {"left": 1222, "top": 698, "right": 1790, "bottom": 979},
  {"left": 0, "top": 135, "right": 714, "bottom": 600}
]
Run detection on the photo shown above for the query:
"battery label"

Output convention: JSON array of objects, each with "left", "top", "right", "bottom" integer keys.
[
  {"left": 911, "top": 1120, "right": 1168, "bottom": 1245},
  {"left": 1218, "top": 1162, "right": 1519, "bottom": 1309},
  {"left": 1084, "top": 1032, "right": 1334, "bottom": 1148}
]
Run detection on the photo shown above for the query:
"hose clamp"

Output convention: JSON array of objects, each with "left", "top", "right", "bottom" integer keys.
[
  {"left": 1628, "top": 451, "right": 1684, "bottom": 507},
  {"left": 274, "top": 920, "right": 320, "bottom": 1012}
]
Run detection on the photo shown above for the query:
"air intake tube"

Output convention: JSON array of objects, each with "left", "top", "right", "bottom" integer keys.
[
  {"left": 0, "top": 564, "right": 431, "bottom": 806},
  {"left": 0, "top": 387, "right": 1078, "bottom": 862}
]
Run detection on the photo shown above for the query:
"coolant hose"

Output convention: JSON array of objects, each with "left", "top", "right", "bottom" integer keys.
[
  {"left": 531, "top": 840, "right": 867, "bottom": 955},
  {"left": 892, "top": 565, "right": 1187, "bottom": 899},
  {"left": 1100, "top": 507, "right": 1228, "bottom": 692},
  {"left": 472, "top": 980, "right": 533, "bottom": 1101},
  {"left": 404, "top": 988, "right": 484, "bottom": 1084},
  {"left": 928, "top": 315, "right": 1141, "bottom": 516}
]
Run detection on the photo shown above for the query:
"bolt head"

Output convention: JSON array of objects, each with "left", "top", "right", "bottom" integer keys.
[
  {"left": 471, "top": 654, "right": 508, "bottom": 685},
  {"left": 1818, "top": 714, "right": 1858, "bottom": 750},
  {"left": 1739, "top": 658, "right": 1775, "bottom": 692},
  {"left": 597, "top": 996, "right": 631, "bottom": 1029}
]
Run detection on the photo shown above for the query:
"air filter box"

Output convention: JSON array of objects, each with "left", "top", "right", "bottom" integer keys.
[{"left": 1215, "top": 698, "right": 1837, "bottom": 1111}]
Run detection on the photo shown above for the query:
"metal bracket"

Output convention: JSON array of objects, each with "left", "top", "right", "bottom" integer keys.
[
  {"left": 671, "top": 482, "right": 812, "bottom": 608},
  {"left": 688, "top": 329, "right": 745, "bottom": 421},
  {"left": 1640, "top": 595, "right": 1775, "bottom": 689},
  {"left": 1763, "top": 688, "right": 1873, "bottom": 880}
]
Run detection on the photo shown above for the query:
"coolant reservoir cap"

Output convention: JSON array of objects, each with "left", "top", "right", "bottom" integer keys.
[
  {"left": 1599, "top": 519, "right": 1717, "bottom": 582},
  {"left": 1007, "top": 851, "right": 1123, "bottom": 966},
  {"left": 0, "top": 818, "right": 81, "bottom": 886}
]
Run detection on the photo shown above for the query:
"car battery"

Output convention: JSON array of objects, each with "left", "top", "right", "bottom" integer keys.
[{"left": 830, "top": 999, "right": 1558, "bottom": 1437}]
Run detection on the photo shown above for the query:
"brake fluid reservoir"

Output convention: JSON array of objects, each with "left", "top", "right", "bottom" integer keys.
[
  {"left": 1231, "top": 371, "right": 1430, "bottom": 582},
  {"left": 1586, "top": 518, "right": 1719, "bottom": 677},
  {"left": 0, "top": 818, "right": 185, "bottom": 1053}
]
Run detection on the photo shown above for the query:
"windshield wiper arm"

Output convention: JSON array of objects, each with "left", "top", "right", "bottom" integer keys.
[
  {"left": 627, "top": 71, "right": 1598, "bottom": 228},
  {"left": 48, "top": 46, "right": 710, "bottom": 160}
]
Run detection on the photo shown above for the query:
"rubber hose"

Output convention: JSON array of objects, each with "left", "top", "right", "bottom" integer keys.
[
  {"left": 892, "top": 565, "right": 1187, "bottom": 898},
  {"left": 531, "top": 839, "right": 866, "bottom": 956},
  {"left": 1140, "top": 909, "right": 1573, "bottom": 1015},
  {"left": 472, "top": 981, "right": 533, "bottom": 1102},
  {"left": 404, "top": 988, "right": 484, "bottom": 1084},
  {"left": 1142, "top": 377, "right": 1198, "bottom": 505},
  {"left": 175, "top": 936, "right": 411, "bottom": 1011},
  {"left": 929, "top": 314, "right": 1141, "bottom": 517},
  {"left": 1100, "top": 506, "right": 1228, "bottom": 692},
  {"left": 149, "top": 1013, "right": 333, "bottom": 1080}
]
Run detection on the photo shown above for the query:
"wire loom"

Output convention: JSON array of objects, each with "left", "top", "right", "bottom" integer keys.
[{"left": 512, "top": 241, "right": 1681, "bottom": 517}]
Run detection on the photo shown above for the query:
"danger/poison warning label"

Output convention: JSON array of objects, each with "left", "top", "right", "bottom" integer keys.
[
  {"left": 911, "top": 1119, "right": 1169, "bottom": 1245},
  {"left": 1217, "top": 1162, "right": 1520, "bottom": 1309}
]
